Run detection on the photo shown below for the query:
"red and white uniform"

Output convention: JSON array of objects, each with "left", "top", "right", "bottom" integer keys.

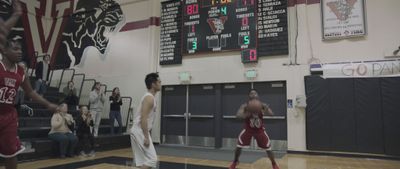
[
  {"left": 0, "top": 61, "right": 25, "bottom": 157},
  {"left": 237, "top": 109, "right": 271, "bottom": 149}
]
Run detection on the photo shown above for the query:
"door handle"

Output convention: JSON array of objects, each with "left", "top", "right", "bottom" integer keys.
[
  {"left": 163, "top": 114, "right": 185, "bottom": 118},
  {"left": 222, "top": 115, "right": 285, "bottom": 119},
  {"left": 263, "top": 116, "right": 286, "bottom": 119},
  {"left": 190, "top": 115, "right": 214, "bottom": 118},
  {"left": 223, "top": 115, "right": 237, "bottom": 119}
]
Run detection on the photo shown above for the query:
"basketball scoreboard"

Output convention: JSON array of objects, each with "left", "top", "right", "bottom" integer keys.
[
  {"left": 160, "top": 0, "right": 288, "bottom": 65},
  {"left": 182, "top": 0, "right": 256, "bottom": 54}
]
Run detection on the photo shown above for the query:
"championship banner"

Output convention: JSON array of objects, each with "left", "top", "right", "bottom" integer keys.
[{"left": 321, "top": 0, "right": 366, "bottom": 40}]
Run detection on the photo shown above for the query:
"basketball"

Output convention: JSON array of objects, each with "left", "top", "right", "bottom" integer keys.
[{"left": 246, "top": 99, "right": 263, "bottom": 113}]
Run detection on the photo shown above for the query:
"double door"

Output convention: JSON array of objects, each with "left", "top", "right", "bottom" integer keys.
[
  {"left": 161, "top": 82, "right": 287, "bottom": 150},
  {"left": 161, "top": 85, "right": 217, "bottom": 147}
]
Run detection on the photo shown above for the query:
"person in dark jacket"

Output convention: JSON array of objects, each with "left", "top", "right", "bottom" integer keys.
[
  {"left": 62, "top": 81, "right": 79, "bottom": 110},
  {"left": 109, "top": 87, "right": 123, "bottom": 134},
  {"left": 34, "top": 55, "right": 51, "bottom": 95},
  {"left": 76, "top": 106, "right": 95, "bottom": 156}
]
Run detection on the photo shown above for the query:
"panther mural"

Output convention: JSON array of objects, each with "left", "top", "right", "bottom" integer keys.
[
  {"left": 0, "top": 0, "right": 125, "bottom": 69},
  {"left": 58, "top": 0, "right": 125, "bottom": 67}
]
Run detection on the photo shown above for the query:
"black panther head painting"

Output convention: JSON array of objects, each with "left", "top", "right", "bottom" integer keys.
[
  {"left": 0, "top": 0, "right": 124, "bottom": 69},
  {"left": 58, "top": 0, "right": 124, "bottom": 67}
]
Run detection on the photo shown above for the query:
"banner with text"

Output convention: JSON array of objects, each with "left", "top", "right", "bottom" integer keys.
[{"left": 322, "top": 60, "right": 400, "bottom": 78}]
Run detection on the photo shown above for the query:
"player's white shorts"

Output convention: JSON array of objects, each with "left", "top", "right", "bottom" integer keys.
[{"left": 130, "top": 127, "right": 158, "bottom": 168}]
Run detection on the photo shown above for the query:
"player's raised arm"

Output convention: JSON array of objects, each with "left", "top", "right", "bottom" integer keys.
[
  {"left": 21, "top": 74, "right": 58, "bottom": 112},
  {"left": 5, "top": 0, "right": 22, "bottom": 30},
  {"left": 0, "top": 0, "right": 22, "bottom": 53}
]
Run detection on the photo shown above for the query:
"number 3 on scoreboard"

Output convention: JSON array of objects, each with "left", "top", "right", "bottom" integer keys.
[{"left": 192, "top": 41, "right": 197, "bottom": 50}]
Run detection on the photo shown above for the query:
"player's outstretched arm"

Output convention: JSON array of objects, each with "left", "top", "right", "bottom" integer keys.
[
  {"left": 262, "top": 103, "right": 274, "bottom": 116},
  {"left": 236, "top": 103, "right": 247, "bottom": 119},
  {"left": 21, "top": 75, "right": 57, "bottom": 112}
]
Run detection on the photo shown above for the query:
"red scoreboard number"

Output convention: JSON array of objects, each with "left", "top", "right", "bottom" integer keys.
[
  {"left": 241, "top": 49, "right": 257, "bottom": 63},
  {"left": 186, "top": 4, "right": 199, "bottom": 15},
  {"left": 242, "top": 17, "right": 248, "bottom": 26},
  {"left": 237, "top": 0, "right": 254, "bottom": 7}
]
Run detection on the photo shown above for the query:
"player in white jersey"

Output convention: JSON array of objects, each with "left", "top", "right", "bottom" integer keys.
[{"left": 130, "top": 73, "right": 161, "bottom": 169}]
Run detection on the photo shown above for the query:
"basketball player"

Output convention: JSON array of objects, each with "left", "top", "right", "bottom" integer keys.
[
  {"left": 0, "top": 34, "right": 59, "bottom": 168},
  {"left": 130, "top": 73, "right": 161, "bottom": 169},
  {"left": 229, "top": 89, "right": 279, "bottom": 169},
  {"left": 1, "top": 2, "right": 57, "bottom": 169}
]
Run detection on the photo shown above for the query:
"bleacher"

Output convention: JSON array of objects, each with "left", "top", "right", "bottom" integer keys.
[{"left": 17, "top": 66, "right": 133, "bottom": 161}]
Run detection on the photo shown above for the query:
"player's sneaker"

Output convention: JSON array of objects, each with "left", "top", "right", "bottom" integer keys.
[
  {"left": 229, "top": 161, "right": 238, "bottom": 169},
  {"left": 272, "top": 163, "right": 280, "bottom": 169}
]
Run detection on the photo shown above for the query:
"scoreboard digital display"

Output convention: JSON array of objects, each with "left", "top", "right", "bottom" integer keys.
[
  {"left": 160, "top": 0, "right": 182, "bottom": 65},
  {"left": 241, "top": 48, "right": 258, "bottom": 63},
  {"left": 257, "top": 0, "right": 289, "bottom": 56},
  {"left": 159, "top": 0, "right": 288, "bottom": 65},
  {"left": 182, "top": 0, "right": 257, "bottom": 54}
]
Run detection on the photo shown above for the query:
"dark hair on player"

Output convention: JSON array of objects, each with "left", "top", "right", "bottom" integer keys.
[
  {"left": 248, "top": 88, "right": 258, "bottom": 94},
  {"left": 145, "top": 72, "right": 159, "bottom": 89}
]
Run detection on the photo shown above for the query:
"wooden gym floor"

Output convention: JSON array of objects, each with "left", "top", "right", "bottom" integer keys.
[{"left": 1, "top": 148, "right": 400, "bottom": 169}]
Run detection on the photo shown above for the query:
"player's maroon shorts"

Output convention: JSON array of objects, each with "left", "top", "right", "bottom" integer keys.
[
  {"left": 237, "top": 128, "right": 271, "bottom": 149},
  {"left": 0, "top": 111, "right": 24, "bottom": 158}
]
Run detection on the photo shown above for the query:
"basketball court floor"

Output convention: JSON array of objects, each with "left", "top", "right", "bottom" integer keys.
[{"left": 4, "top": 147, "right": 399, "bottom": 169}]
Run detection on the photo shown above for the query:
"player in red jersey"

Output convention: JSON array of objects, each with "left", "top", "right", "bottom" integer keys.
[
  {"left": 0, "top": 2, "right": 57, "bottom": 169},
  {"left": 0, "top": 38, "right": 58, "bottom": 169},
  {"left": 229, "top": 89, "right": 279, "bottom": 169}
]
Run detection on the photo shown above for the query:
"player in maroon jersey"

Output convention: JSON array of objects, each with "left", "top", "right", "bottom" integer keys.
[
  {"left": 229, "top": 89, "right": 279, "bottom": 169},
  {"left": 0, "top": 1, "right": 57, "bottom": 169},
  {"left": 0, "top": 39, "right": 58, "bottom": 169}
]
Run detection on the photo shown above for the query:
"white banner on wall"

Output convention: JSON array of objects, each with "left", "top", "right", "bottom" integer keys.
[
  {"left": 321, "top": 0, "right": 366, "bottom": 40},
  {"left": 322, "top": 59, "right": 400, "bottom": 78}
]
